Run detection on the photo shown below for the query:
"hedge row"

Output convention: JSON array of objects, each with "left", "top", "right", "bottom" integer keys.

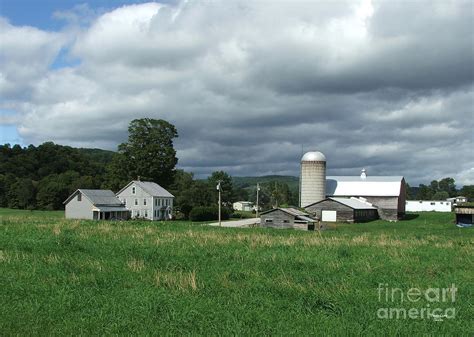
[{"left": 189, "top": 206, "right": 230, "bottom": 221}]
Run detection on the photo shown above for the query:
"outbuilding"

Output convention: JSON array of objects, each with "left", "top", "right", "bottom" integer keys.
[
  {"left": 447, "top": 196, "right": 468, "bottom": 205},
  {"left": 64, "top": 189, "right": 129, "bottom": 220},
  {"left": 406, "top": 200, "right": 452, "bottom": 212},
  {"left": 260, "top": 207, "right": 318, "bottom": 230},
  {"left": 233, "top": 201, "right": 254, "bottom": 212},
  {"left": 454, "top": 205, "right": 474, "bottom": 225},
  {"left": 305, "top": 197, "right": 378, "bottom": 223}
]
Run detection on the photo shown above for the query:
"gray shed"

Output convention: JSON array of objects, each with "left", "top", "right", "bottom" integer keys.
[
  {"left": 64, "top": 189, "right": 129, "bottom": 220},
  {"left": 454, "top": 205, "right": 474, "bottom": 225},
  {"left": 305, "top": 197, "right": 378, "bottom": 223},
  {"left": 260, "top": 208, "right": 318, "bottom": 230}
]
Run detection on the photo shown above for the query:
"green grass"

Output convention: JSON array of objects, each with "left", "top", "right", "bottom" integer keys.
[{"left": 0, "top": 209, "right": 473, "bottom": 335}]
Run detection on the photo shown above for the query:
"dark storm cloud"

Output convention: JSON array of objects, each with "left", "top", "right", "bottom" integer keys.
[{"left": 1, "top": 0, "right": 473, "bottom": 185}]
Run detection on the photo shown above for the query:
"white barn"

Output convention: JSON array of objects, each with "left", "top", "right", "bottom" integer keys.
[
  {"left": 406, "top": 200, "right": 452, "bottom": 212},
  {"left": 325, "top": 174, "right": 406, "bottom": 221},
  {"left": 116, "top": 180, "right": 174, "bottom": 220}
]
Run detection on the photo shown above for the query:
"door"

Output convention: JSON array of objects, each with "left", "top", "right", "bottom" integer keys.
[{"left": 322, "top": 210, "right": 337, "bottom": 222}]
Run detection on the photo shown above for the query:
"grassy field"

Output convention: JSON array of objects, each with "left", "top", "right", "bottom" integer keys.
[{"left": 0, "top": 209, "right": 473, "bottom": 335}]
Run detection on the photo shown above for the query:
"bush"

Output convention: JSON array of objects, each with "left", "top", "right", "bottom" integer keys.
[
  {"left": 189, "top": 206, "right": 230, "bottom": 221},
  {"left": 230, "top": 211, "right": 255, "bottom": 219}
]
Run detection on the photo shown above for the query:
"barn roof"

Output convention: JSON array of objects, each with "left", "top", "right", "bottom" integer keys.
[
  {"left": 116, "top": 180, "right": 174, "bottom": 198},
  {"left": 326, "top": 176, "right": 404, "bottom": 197},
  {"left": 329, "top": 197, "right": 377, "bottom": 210},
  {"left": 63, "top": 189, "right": 123, "bottom": 206}
]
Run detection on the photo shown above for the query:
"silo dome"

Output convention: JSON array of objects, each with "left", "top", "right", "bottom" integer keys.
[
  {"left": 300, "top": 151, "right": 326, "bottom": 207},
  {"left": 301, "top": 151, "right": 326, "bottom": 162}
]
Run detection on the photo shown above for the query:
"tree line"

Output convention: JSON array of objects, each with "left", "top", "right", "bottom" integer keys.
[
  {"left": 407, "top": 177, "right": 474, "bottom": 201},
  {"left": 1, "top": 118, "right": 472, "bottom": 215},
  {"left": 0, "top": 119, "right": 298, "bottom": 218}
]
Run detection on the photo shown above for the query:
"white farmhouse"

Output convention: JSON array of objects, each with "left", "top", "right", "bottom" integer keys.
[
  {"left": 116, "top": 180, "right": 174, "bottom": 220},
  {"left": 64, "top": 189, "right": 129, "bottom": 220},
  {"left": 406, "top": 200, "right": 452, "bottom": 212}
]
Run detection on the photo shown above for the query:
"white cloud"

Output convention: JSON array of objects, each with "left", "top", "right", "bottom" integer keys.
[
  {"left": 0, "top": 18, "right": 66, "bottom": 98},
  {"left": 0, "top": 0, "right": 473, "bottom": 186}
]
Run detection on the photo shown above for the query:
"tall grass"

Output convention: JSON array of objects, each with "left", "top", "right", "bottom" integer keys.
[{"left": 0, "top": 209, "right": 472, "bottom": 335}]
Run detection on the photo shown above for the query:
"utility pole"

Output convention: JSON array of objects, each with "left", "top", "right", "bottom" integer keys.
[
  {"left": 256, "top": 183, "right": 260, "bottom": 218},
  {"left": 217, "top": 180, "right": 222, "bottom": 226}
]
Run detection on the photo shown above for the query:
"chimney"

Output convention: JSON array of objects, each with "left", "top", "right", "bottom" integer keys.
[
  {"left": 361, "top": 168, "right": 367, "bottom": 179},
  {"left": 137, "top": 176, "right": 141, "bottom": 181}
]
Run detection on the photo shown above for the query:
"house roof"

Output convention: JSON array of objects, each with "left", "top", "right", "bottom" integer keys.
[
  {"left": 63, "top": 189, "right": 123, "bottom": 206},
  {"left": 116, "top": 180, "right": 174, "bottom": 198},
  {"left": 92, "top": 206, "right": 129, "bottom": 212},
  {"left": 326, "top": 176, "right": 404, "bottom": 197}
]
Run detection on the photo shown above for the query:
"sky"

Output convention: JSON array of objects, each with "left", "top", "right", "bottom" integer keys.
[{"left": 0, "top": 0, "right": 473, "bottom": 185}]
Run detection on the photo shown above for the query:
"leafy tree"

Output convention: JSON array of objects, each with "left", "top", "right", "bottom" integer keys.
[
  {"left": 208, "top": 171, "right": 234, "bottom": 206},
  {"left": 432, "top": 191, "right": 449, "bottom": 200},
  {"left": 459, "top": 185, "right": 474, "bottom": 201},
  {"left": 416, "top": 184, "right": 433, "bottom": 200},
  {"left": 107, "top": 118, "right": 178, "bottom": 188},
  {"left": 267, "top": 181, "right": 293, "bottom": 208},
  {"left": 103, "top": 153, "right": 130, "bottom": 191},
  {"left": 233, "top": 187, "right": 249, "bottom": 202},
  {"left": 7, "top": 178, "right": 36, "bottom": 209},
  {"left": 438, "top": 177, "right": 456, "bottom": 197},
  {"left": 36, "top": 171, "right": 88, "bottom": 210},
  {"left": 429, "top": 180, "right": 439, "bottom": 193},
  {"left": 168, "top": 170, "right": 216, "bottom": 219},
  {"left": 169, "top": 170, "right": 198, "bottom": 219}
]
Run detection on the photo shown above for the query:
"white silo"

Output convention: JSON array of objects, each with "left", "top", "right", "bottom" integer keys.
[{"left": 300, "top": 151, "right": 326, "bottom": 207}]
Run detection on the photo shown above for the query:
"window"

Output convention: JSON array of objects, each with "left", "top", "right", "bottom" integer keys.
[
  {"left": 430, "top": 202, "right": 435, "bottom": 205},
  {"left": 265, "top": 219, "right": 273, "bottom": 223},
  {"left": 135, "top": 198, "right": 138, "bottom": 206},
  {"left": 283, "top": 220, "right": 290, "bottom": 223},
  {"left": 144, "top": 199, "right": 147, "bottom": 206},
  {"left": 77, "top": 193, "right": 81, "bottom": 201},
  {"left": 123, "top": 199, "right": 126, "bottom": 205},
  {"left": 137, "top": 210, "right": 140, "bottom": 217},
  {"left": 145, "top": 210, "right": 148, "bottom": 217},
  {"left": 155, "top": 199, "right": 158, "bottom": 206},
  {"left": 132, "top": 186, "right": 136, "bottom": 194}
]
